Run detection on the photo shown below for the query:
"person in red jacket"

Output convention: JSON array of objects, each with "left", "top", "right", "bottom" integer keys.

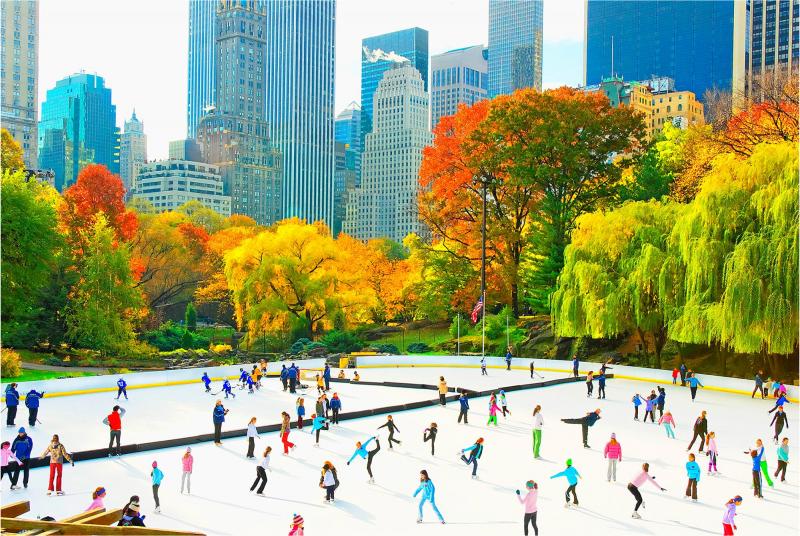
[{"left": 103, "top": 405, "right": 126, "bottom": 457}]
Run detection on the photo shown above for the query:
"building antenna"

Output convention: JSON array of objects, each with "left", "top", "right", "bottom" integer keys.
[{"left": 611, "top": 35, "right": 614, "bottom": 78}]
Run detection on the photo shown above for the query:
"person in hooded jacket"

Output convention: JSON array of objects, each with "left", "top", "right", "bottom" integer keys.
[
  {"left": 5, "top": 383, "right": 19, "bottom": 427},
  {"left": 10, "top": 428, "right": 32, "bottom": 488}
]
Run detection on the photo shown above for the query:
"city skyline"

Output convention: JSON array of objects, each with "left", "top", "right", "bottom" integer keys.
[{"left": 37, "top": 0, "right": 585, "bottom": 160}]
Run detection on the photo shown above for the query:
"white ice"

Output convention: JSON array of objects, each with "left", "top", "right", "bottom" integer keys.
[{"left": 2, "top": 366, "right": 797, "bottom": 536}]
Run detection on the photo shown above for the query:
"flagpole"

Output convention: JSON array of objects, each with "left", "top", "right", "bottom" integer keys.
[
  {"left": 457, "top": 313, "right": 460, "bottom": 357},
  {"left": 480, "top": 176, "right": 487, "bottom": 359}
]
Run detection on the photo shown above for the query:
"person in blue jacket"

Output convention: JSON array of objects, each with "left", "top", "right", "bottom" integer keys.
[
  {"left": 687, "top": 373, "right": 703, "bottom": 401},
  {"left": 11, "top": 428, "right": 32, "bottom": 488},
  {"left": 280, "top": 365, "right": 289, "bottom": 391},
  {"left": 222, "top": 379, "right": 236, "bottom": 399},
  {"left": 347, "top": 436, "right": 380, "bottom": 483},
  {"left": 572, "top": 356, "right": 579, "bottom": 378},
  {"left": 24, "top": 389, "right": 44, "bottom": 427},
  {"left": 656, "top": 387, "right": 667, "bottom": 417},
  {"left": 551, "top": 458, "right": 581, "bottom": 507},
  {"left": 288, "top": 364, "right": 298, "bottom": 394},
  {"left": 238, "top": 368, "right": 249, "bottom": 388},
  {"left": 684, "top": 453, "right": 701, "bottom": 501},
  {"left": 212, "top": 400, "right": 228, "bottom": 445},
  {"left": 245, "top": 374, "right": 255, "bottom": 394},
  {"left": 201, "top": 373, "right": 211, "bottom": 393},
  {"left": 329, "top": 393, "right": 342, "bottom": 425},
  {"left": 115, "top": 378, "right": 128, "bottom": 400},
  {"left": 769, "top": 393, "right": 791, "bottom": 413},
  {"left": 323, "top": 364, "right": 331, "bottom": 391},
  {"left": 679, "top": 363, "right": 688, "bottom": 386},
  {"left": 596, "top": 371, "right": 606, "bottom": 399},
  {"left": 457, "top": 391, "right": 469, "bottom": 424},
  {"left": 505, "top": 347, "right": 513, "bottom": 371},
  {"left": 561, "top": 409, "right": 602, "bottom": 448},
  {"left": 632, "top": 394, "right": 644, "bottom": 421},
  {"left": 413, "top": 470, "right": 445, "bottom": 524},
  {"left": 459, "top": 438, "right": 484, "bottom": 479},
  {"left": 310, "top": 413, "right": 330, "bottom": 446},
  {"left": 4, "top": 383, "right": 19, "bottom": 427}
]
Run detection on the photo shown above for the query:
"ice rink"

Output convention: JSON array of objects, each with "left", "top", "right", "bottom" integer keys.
[{"left": 2, "top": 365, "right": 797, "bottom": 535}]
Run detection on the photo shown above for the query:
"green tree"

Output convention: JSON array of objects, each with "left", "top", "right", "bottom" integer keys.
[
  {"left": 618, "top": 141, "right": 674, "bottom": 203},
  {"left": 185, "top": 302, "right": 197, "bottom": 332}
]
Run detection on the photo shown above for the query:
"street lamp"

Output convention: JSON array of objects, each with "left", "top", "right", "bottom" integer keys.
[{"left": 473, "top": 173, "right": 499, "bottom": 358}]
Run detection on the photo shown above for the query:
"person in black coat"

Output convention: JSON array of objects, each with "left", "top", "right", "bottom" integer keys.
[
  {"left": 771, "top": 406, "right": 789, "bottom": 444},
  {"left": 561, "top": 409, "right": 602, "bottom": 449}
]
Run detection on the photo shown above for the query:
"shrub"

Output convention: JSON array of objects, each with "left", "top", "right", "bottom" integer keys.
[
  {"left": 375, "top": 343, "right": 399, "bottom": 354},
  {"left": 485, "top": 314, "right": 505, "bottom": 340},
  {"left": 320, "top": 330, "right": 363, "bottom": 353},
  {"left": 306, "top": 341, "right": 326, "bottom": 351},
  {"left": 407, "top": 342, "right": 430, "bottom": 353},
  {"left": 185, "top": 302, "right": 197, "bottom": 332},
  {"left": 210, "top": 343, "right": 232, "bottom": 354},
  {"left": 289, "top": 341, "right": 305, "bottom": 354},
  {"left": 143, "top": 322, "right": 210, "bottom": 351},
  {"left": 181, "top": 330, "right": 194, "bottom": 349},
  {"left": 1, "top": 348, "right": 22, "bottom": 377},
  {"left": 449, "top": 315, "right": 470, "bottom": 338}
]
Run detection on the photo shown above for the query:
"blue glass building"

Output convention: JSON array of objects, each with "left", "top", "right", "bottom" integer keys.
[
  {"left": 487, "top": 0, "right": 543, "bottom": 98},
  {"left": 38, "top": 73, "right": 118, "bottom": 191},
  {"left": 585, "top": 0, "right": 737, "bottom": 101},
  {"left": 334, "top": 101, "right": 361, "bottom": 181},
  {"left": 265, "top": 0, "right": 336, "bottom": 225},
  {"left": 186, "top": 0, "right": 216, "bottom": 139},
  {"left": 361, "top": 27, "right": 428, "bottom": 146}
]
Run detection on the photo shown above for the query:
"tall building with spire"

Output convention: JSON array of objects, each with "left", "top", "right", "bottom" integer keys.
[
  {"left": 187, "top": 0, "right": 216, "bottom": 138},
  {"left": 196, "top": 0, "right": 282, "bottom": 225},
  {"left": 119, "top": 110, "right": 147, "bottom": 192}
]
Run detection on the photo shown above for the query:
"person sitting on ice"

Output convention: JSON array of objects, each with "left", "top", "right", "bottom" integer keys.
[
  {"left": 353, "top": 370, "right": 361, "bottom": 382},
  {"left": 337, "top": 369, "right": 346, "bottom": 380}
]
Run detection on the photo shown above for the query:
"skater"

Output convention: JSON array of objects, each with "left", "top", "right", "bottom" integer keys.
[
  {"left": 423, "top": 423, "right": 437, "bottom": 456},
  {"left": 753, "top": 439, "right": 774, "bottom": 487},
  {"left": 561, "top": 408, "right": 602, "bottom": 448},
  {"left": 10, "top": 428, "right": 32, "bottom": 489},
  {"left": 550, "top": 458, "right": 581, "bottom": 507},
  {"left": 4, "top": 383, "right": 19, "bottom": 427},
  {"left": 280, "top": 412, "right": 296, "bottom": 455},
  {"left": 506, "top": 347, "right": 513, "bottom": 370},
  {"left": 353, "top": 370, "right": 360, "bottom": 382},
  {"left": 632, "top": 393, "right": 644, "bottom": 420},
  {"left": 413, "top": 470, "right": 445, "bottom": 523},
  {"left": 459, "top": 437, "right": 484, "bottom": 478},
  {"left": 659, "top": 411, "right": 676, "bottom": 439},
  {"left": 672, "top": 367, "right": 679, "bottom": 385},
  {"left": 320, "top": 462, "right": 337, "bottom": 503},
  {"left": 597, "top": 370, "right": 606, "bottom": 399},
  {"left": 1, "top": 441, "right": 20, "bottom": 489},
  {"left": 603, "top": 433, "right": 622, "bottom": 482},
  {"left": 487, "top": 395, "right": 501, "bottom": 426},
  {"left": 212, "top": 400, "right": 228, "bottom": 445},
  {"left": 530, "top": 360, "right": 535, "bottom": 379},
  {"left": 115, "top": 378, "right": 128, "bottom": 400},
  {"left": 280, "top": 365, "right": 289, "bottom": 391},
  {"left": 329, "top": 393, "right": 342, "bottom": 425},
  {"left": 337, "top": 369, "right": 346, "bottom": 379},
  {"left": 685, "top": 453, "right": 701, "bottom": 501},
  {"left": 24, "top": 389, "right": 44, "bottom": 427},
  {"left": 289, "top": 513, "right": 304, "bottom": 536},
  {"left": 480, "top": 357, "right": 487, "bottom": 375},
  {"left": 118, "top": 499, "right": 146, "bottom": 527},
  {"left": 103, "top": 405, "right": 126, "bottom": 457},
  {"left": 572, "top": 355, "right": 579, "bottom": 378},
  {"left": 656, "top": 387, "right": 666, "bottom": 418},
  {"left": 323, "top": 364, "right": 331, "bottom": 391},
  {"left": 457, "top": 391, "right": 470, "bottom": 424},
  {"left": 296, "top": 398, "right": 306, "bottom": 429},
  {"left": 86, "top": 486, "right": 107, "bottom": 511},
  {"left": 316, "top": 374, "right": 324, "bottom": 394},
  {"left": 643, "top": 393, "right": 657, "bottom": 423},
  {"left": 310, "top": 413, "right": 330, "bottom": 446},
  {"left": 245, "top": 373, "right": 255, "bottom": 394},
  {"left": 438, "top": 376, "right": 448, "bottom": 406},
  {"left": 679, "top": 362, "right": 687, "bottom": 386},
  {"left": 585, "top": 371, "right": 594, "bottom": 397},
  {"left": 515, "top": 480, "right": 539, "bottom": 535},
  {"left": 346, "top": 436, "right": 380, "bottom": 482},
  {"left": 222, "top": 379, "right": 235, "bottom": 399},
  {"left": 315, "top": 395, "right": 329, "bottom": 429},
  {"left": 378, "top": 415, "right": 401, "bottom": 448},
  {"left": 769, "top": 393, "right": 790, "bottom": 413},
  {"left": 288, "top": 364, "right": 298, "bottom": 394},
  {"left": 151, "top": 461, "right": 163, "bottom": 513},
  {"left": 40, "top": 434, "right": 72, "bottom": 495},
  {"left": 180, "top": 447, "right": 193, "bottom": 494},
  {"left": 752, "top": 371, "right": 765, "bottom": 399},
  {"left": 722, "top": 496, "right": 743, "bottom": 535},
  {"left": 748, "top": 447, "right": 764, "bottom": 498},
  {"left": 201, "top": 372, "right": 211, "bottom": 393},
  {"left": 687, "top": 411, "right": 708, "bottom": 452},
  {"left": 707, "top": 432, "right": 719, "bottom": 475},
  {"left": 532, "top": 405, "right": 544, "bottom": 458},
  {"left": 688, "top": 373, "right": 704, "bottom": 401},
  {"left": 238, "top": 367, "right": 249, "bottom": 388},
  {"left": 627, "top": 463, "right": 666, "bottom": 518},
  {"left": 499, "top": 390, "right": 511, "bottom": 417},
  {"left": 250, "top": 446, "right": 271, "bottom": 495},
  {"left": 775, "top": 437, "right": 789, "bottom": 482},
  {"left": 246, "top": 417, "right": 260, "bottom": 458}
]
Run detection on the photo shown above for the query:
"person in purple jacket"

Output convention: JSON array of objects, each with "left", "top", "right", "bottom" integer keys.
[{"left": 722, "top": 495, "right": 743, "bottom": 535}]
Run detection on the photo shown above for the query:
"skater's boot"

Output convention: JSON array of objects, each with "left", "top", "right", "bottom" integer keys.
[{"left": 631, "top": 511, "right": 641, "bottom": 519}]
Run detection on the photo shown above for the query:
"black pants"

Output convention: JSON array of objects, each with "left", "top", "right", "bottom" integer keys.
[
  {"left": 324, "top": 378, "right": 330, "bottom": 390},
  {"left": 573, "top": 368, "right": 578, "bottom": 378},
  {"left": 598, "top": 384, "right": 605, "bottom": 398},
  {"left": 507, "top": 361, "right": 511, "bottom": 370},
  {"left": 315, "top": 428, "right": 322, "bottom": 443},
  {"left": 27, "top": 407, "right": 38, "bottom": 426},
  {"left": 116, "top": 387, "right": 128, "bottom": 399},
  {"left": 6, "top": 406, "right": 16, "bottom": 426},
  {"left": 644, "top": 410, "right": 655, "bottom": 423},
  {"left": 752, "top": 385, "right": 765, "bottom": 398},
  {"left": 752, "top": 470, "right": 762, "bottom": 497},
  {"left": 774, "top": 423, "right": 784, "bottom": 443},
  {"left": 481, "top": 367, "right": 487, "bottom": 376},
  {"left": 325, "top": 485, "right": 335, "bottom": 500},
  {"left": 657, "top": 403, "right": 664, "bottom": 417},
  {"left": 690, "top": 386, "right": 698, "bottom": 400},
  {"left": 439, "top": 394, "right": 446, "bottom": 406},
  {"left": 501, "top": 405, "right": 510, "bottom": 417},
  {"left": 387, "top": 430, "right": 400, "bottom": 448},
  {"left": 460, "top": 454, "right": 478, "bottom": 476},
  {"left": 366, "top": 440, "right": 381, "bottom": 477},
  {"left": 214, "top": 422, "right": 222, "bottom": 443},
  {"left": 563, "top": 418, "right": 590, "bottom": 446},
  {"left": 251, "top": 466, "right": 267, "bottom": 493},
  {"left": 634, "top": 406, "right": 639, "bottom": 419},
  {"left": 586, "top": 382, "right": 593, "bottom": 396},
  {"left": 523, "top": 512, "right": 538, "bottom": 536},
  {"left": 530, "top": 368, "right": 534, "bottom": 379},
  {"left": 458, "top": 408, "right": 469, "bottom": 424},
  {"left": 688, "top": 431, "right": 705, "bottom": 451},
  {"left": 281, "top": 378, "right": 288, "bottom": 391},
  {"left": 680, "top": 374, "right": 686, "bottom": 386},
  {"left": 685, "top": 478, "right": 698, "bottom": 499},
  {"left": 565, "top": 483, "right": 578, "bottom": 504},
  {"left": 1, "top": 463, "right": 19, "bottom": 486},
  {"left": 15, "top": 459, "right": 29, "bottom": 487},
  {"left": 289, "top": 378, "right": 296, "bottom": 393},
  {"left": 109, "top": 430, "right": 122, "bottom": 455},
  {"left": 332, "top": 408, "right": 339, "bottom": 424},
  {"left": 247, "top": 437, "right": 255, "bottom": 458},
  {"left": 769, "top": 404, "right": 781, "bottom": 413},
  {"left": 152, "top": 484, "right": 160, "bottom": 508},
  {"left": 775, "top": 460, "right": 787, "bottom": 481},
  {"left": 628, "top": 483, "right": 643, "bottom": 511},
  {"left": 423, "top": 432, "right": 435, "bottom": 455}
]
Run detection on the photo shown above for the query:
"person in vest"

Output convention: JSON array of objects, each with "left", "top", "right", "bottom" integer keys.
[
  {"left": 103, "top": 405, "right": 126, "bottom": 457},
  {"left": 24, "top": 389, "right": 44, "bottom": 427},
  {"left": 5, "top": 383, "right": 19, "bottom": 427}
]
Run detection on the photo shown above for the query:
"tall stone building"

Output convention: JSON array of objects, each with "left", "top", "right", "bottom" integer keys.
[{"left": 119, "top": 110, "right": 147, "bottom": 192}]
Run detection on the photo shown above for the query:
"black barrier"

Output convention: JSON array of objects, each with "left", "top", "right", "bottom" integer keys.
[{"left": 26, "top": 374, "right": 611, "bottom": 468}]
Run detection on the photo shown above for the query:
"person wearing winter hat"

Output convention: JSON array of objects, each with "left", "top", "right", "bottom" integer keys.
[
  {"left": 515, "top": 480, "right": 539, "bottom": 535},
  {"left": 604, "top": 433, "right": 622, "bottom": 482},
  {"left": 550, "top": 458, "right": 581, "bottom": 507},
  {"left": 151, "top": 461, "right": 164, "bottom": 513},
  {"left": 118, "top": 500, "right": 146, "bottom": 527},
  {"left": 10, "top": 427, "right": 32, "bottom": 489},
  {"left": 289, "top": 513, "right": 304, "bottom": 536}
]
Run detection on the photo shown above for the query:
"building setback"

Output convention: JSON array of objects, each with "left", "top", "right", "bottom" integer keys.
[
  {"left": 119, "top": 110, "right": 147, "bottom": 192},
  {"left": 431, "top": 45, "right": 488, "bottom": 130},
  {"left": 343, "top": 64, "right": 431, "bottom": 242},
  {"left": 487, "top": 0, "right": 543, "bottom": 97},
  {"left": 1, "top": 0, "right": 39, "bottom": 168},
  {"left": 187, "top": 0, "right": 216, "bottom": 139},
  {"left": 132, "top": 159, "right": 231, "bottom": 216}
]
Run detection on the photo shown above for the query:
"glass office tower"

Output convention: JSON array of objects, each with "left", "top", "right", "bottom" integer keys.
[
  {"left": 186, "top": 0, "right": 216, "bottom": 139},
  {"left": 487, "top": 0, "right": 543, "bottom": 97}
]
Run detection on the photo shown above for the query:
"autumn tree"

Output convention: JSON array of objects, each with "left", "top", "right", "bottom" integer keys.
[{"left": 1, "top": 129, "right": 24, "bottom": 172}]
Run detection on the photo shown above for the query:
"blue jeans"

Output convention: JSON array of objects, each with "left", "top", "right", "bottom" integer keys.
[{"left": 418, "top": 496, "right": 444, "bottom": 521}]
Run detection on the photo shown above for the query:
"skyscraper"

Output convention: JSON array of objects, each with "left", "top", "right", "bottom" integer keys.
[
  {"left": 361, "top": 27, "right": 429, "bottom": 147},
  {"left": 584, "top": 1, "right": 739, "bottom": 101},
  {"left": 187, "top": 0, "right": 216, "bottom": 139},
  {"left": 197, "top": 0, "right": 282, "bottom": 225},
  {"left": 743, "top": 0, "right": 799, "bottom": 99},
  {"left": 343, "top": 64, "right": 431, "bottom": 242},
  {"left": 265, "top": 0, "right": 336, "bottom": 225},
  {"left": 38, "top": 73, "right": 118, "bottom": 191},
  {"left": 487, "top": 0, "right": 543, "bottom": 98},
  {"left": 1, "top": 0, "right": 39, "bottom": 168},
  {"left": 119, "top": 110, "right": 147, "bottom": 192},
  {"left": 333, "top": 102, "right": 361, "bottom": 236},
  {"left": 431, "top": 45, "right": 488, "bottom": 129},
  {"left": 334, "top": 101, "right": 361, "bottom": 179}
]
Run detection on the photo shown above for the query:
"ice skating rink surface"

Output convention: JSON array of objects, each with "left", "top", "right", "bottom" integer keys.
[{"left": 2, "top": 366, "right": 797, "bottom": 535}]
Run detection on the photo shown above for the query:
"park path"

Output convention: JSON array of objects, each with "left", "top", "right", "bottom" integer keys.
[{"left": 21, "top": 361, "right": 108, "bottom": 373}]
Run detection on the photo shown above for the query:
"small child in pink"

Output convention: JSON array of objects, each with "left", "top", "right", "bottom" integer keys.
[
  {"left": 288, "top": 513, "right": 304, "bottom": 536},
  {"left": 658, "top": 411, "right": 676, "bottom": 439},
  {"left": 85, "top": 486, "right": 106, "bottom": 511}
]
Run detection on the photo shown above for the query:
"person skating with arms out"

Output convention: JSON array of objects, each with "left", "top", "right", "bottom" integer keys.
[
  {"left": 722, "top": 496, "right": 743, "bottom": 535},
  {"left": 346, "top": 436, "right": 380, "bottom": 483},
  {"left": 515, "top": 480, "right": 539, "bottom": 535},
  {"left": 378, "top": 415, "right": 402, "bottom": 449},
  {"left": 423, "top": 423, "right": 437, "bottom": 456},
  {"left": 413, "top": 469, "right": 445, "bottom": 524},
  {"left": 604, "top": 433, "right": 622, "bottom": 482},
  {"left": 627, "top": 463, "right": 666, "bottom": 519},
  {"left": 309, "top": 413, "right": 331, "bottom": 447},
  {"left": 687, "top": 372, "right": 704, "bottom": 402},
  {"left": 747, "top": 447, "right": 764, "bottom": 498},
  {"left": 659, "top": 411, "right": 677, "bottom": 439},
  {"left": 551, "top": 458, "right": 581, "bottom": 508},
  {"left": 643, "top": 391, "right": 657, "bottom": 423},
  {"left": 459, "top": 438, "right": 484, "bottom": 479},
  {"left": 532, "top": 405, "right": 544, "bottom": 459},
  {"left": 632, "top": 393, "right": 644, "bottom": 421},
  {"left": 685, "top": 453, "right": 701, "bottom": 502},
  {"left": 40, "top": 434, "right": 72, "bottom": 496},
  {"left": 561, "top": 408, "right": 602, "bottom": 448},
  {"left": 751, "top": 438, "right": 774, "bottom": 488}
]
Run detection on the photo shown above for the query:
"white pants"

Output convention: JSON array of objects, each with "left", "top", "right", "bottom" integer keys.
[
  {"left": 607, "top": 459, "right": 618, "bottom": 481},
  {"left": 181, "top": 471, "right": 191, "bottom": 493}
]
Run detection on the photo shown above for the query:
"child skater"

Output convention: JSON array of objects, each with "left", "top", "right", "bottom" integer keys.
[
  {"left": 296, "top": 398, "right": 305, "bottom": 429},
  {"left": 685, "top": 453, "right": 701, "bottom": 501},
  {"left": 423, "top": 423, "right": 437, "bottom": 456},
  {"left": 346, "top": 436, "right": 380, "bottom": 483},
  {"left": 632, "top": 394, "right": 644, "bottom": 421},
  {"left": 551, "top": 458, "right": 581, "bottom": 508},
  {"left": 515, "top": 480, "right": 539, "bottom": 535},
  {"left": 378, "top": 415, "right": 401, "bottom": 449},
  {"left": 722, "top": 496, "right": 743, "bottom": 535},
  {"left": 288, "top": 513, "right": 304, "bottom": 536},
  {"left": 643, "top": 392, "right": 657, "bottom": 423},
  {"left": 487, "top": 397, "right": 501, "bottom": 426},
  {"left": 499, "top": 390, "right": 511, "bottom": 417},
  {"left": 627, "top": 463, "right": 666, "bottom": 518},
  {"left": 706, "top": 432, "right": 719, "bottom": 476},
  {"left": 413, "top": 469, "right": 445, "bottom": 524},
  {"left": 659, "top": 411, "right": 676, "bottom": 438}
]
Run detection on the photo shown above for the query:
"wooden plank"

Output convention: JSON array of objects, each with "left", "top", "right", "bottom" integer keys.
[
  {"left": 0, "top": 500, "right": 30, "bottom": 518},
  {"left": 57, "top": 508, "right": 106, "bottom": 523},
  {"left": 0, "top": 518, "right": 204, "bottom": 535},
  {"left": 74, "top": 509, "right": 123, "bottom": 526}
]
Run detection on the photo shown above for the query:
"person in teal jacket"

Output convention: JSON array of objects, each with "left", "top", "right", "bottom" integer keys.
[
  {"left": 413, "top": 470, "right": 445, "bottom": 524},
  {"left": 459, "top": 438, "right": 484, "bottom": 478},
  {"left": 775, "top": 437, "right": 789, "bottom": 482},
  {"left": 151, "top": 461, "right": 164, "bottom": 513},
  {"left": 687, "top": 373, "right": 704, "bottom": 402},
  {"left": 310, "top": 414, "right": 330, "bottom": 446},
  {"left": 347, "top": 436, "right": 380, "bottom": 483},
  {"left": 550, "top": 458, "right": 581, "bottom": 507},
  {"left": 685, "top": 453, "right": 701, "bottom": 501}
]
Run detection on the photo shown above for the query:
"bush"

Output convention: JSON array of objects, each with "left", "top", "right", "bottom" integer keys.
[
  {"left": 1, "top": 348, "right": 22, "bottom": 377},
  {"left": 289, "top": 341, "right": 305, "bottom": 354},
  {"left": 306, "top": 341, "right": 326, "bottom": 351},
  {"left": 143, "top": 322, "right": 210, "bottom": 351},
  {"left": 375, "top": 343, "right": 399, "bottom": 354},
  {"left": 407, "top": 342, "right": 430, "bottom": 353},
  {"left": 449, "top": 315, "right": 470, "bottom": 338},
  {"left": 320, "top": 330, "right": 363, "bottom": 353},
  {"left": 185, "top": 302, "right": 197, "bottom": 332},
  {"left": 210, "top": 343, "right": 232, "bottom": 354}
]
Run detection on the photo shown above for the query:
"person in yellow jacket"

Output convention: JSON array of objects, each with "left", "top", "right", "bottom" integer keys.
[
  {"left": 316, "top": 374, "right": 325, "bottom": 394},
  {"left": 438, "top": 377, "right": 448, "bottom": 406}
]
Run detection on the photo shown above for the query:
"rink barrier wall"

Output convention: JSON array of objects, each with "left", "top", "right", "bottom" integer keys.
[
  {"left": 23, "top": 374, "right": 592, "bottom": 469},
  {"left": 354, "top": 355, "right": 799, "bottom": 402}
]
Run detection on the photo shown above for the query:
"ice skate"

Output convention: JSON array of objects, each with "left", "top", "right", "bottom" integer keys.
[
  {"left": 631, "top": 511, "right": 642, "bottom": 519},
  {"left": 417, "top": 518, "right": 422, "bottom": 523},
  {"left": 155, "top": 506, "right": 161, "bottom": 513}
]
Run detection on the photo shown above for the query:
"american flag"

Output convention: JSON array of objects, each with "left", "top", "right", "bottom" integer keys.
[{"left": 470, "top": 296, "right": 484, "bottom": 324}]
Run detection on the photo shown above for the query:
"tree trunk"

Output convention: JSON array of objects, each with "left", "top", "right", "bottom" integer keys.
[
  {"left": 511, "top": 282, "right": 519, "bottom": 318},
  {"left": 636, "top": 327, "right": 649, "bottom": 366},
  {"left": 653, "top": 327, "right": 667, "bottom": 370}
]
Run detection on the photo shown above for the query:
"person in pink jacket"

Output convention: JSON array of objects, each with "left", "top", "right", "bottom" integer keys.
[
  {"left": 706, "top": 432, "right": 719, "bottom": 475},
  {"left": 180, "top": 447, "right": 193, "bottom": 494},
  {"left": 487, "top": 398, "right": 501, "bottom": 426},
  {"left": 627, "top": 463, "right": 666, "bottom": 519},
  {"left": 604, "top": 433, "right": 622, "bottom": 482},
  {"left": 85, "top": 486, "right": 106, "bottom": 511},
  {"left": 1, "top": 441, "right": 21, "bottom": 489},
  {"left": 658, "top": 411, "right": 676, "bottom": 439},
  {"left": 515, "top": 480, "right": 539, "bottom": 536}
]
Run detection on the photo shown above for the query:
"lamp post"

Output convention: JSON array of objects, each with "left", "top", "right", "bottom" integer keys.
[{"left": 475, "top": 175, "right": 489, "bottom": 358}]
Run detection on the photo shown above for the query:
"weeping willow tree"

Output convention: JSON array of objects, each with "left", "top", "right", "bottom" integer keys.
[
  {"left": 551, "top": 201, "right": 682, "bottom": 367},
  {"left": 661, "top": 141, "right": 798, "bottom": 373}
]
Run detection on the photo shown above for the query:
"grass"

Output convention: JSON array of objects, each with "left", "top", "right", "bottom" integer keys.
[
  {"left": 369, "top": 325, "right": 451, "bottom": 352},
  {"left": 2, "top": 369, "right": 98, "bottom": 383}
]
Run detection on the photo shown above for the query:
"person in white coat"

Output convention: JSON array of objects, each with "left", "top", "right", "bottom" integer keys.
[{"left": 532, "top": 405, "right": 544, "bottom": 458}]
